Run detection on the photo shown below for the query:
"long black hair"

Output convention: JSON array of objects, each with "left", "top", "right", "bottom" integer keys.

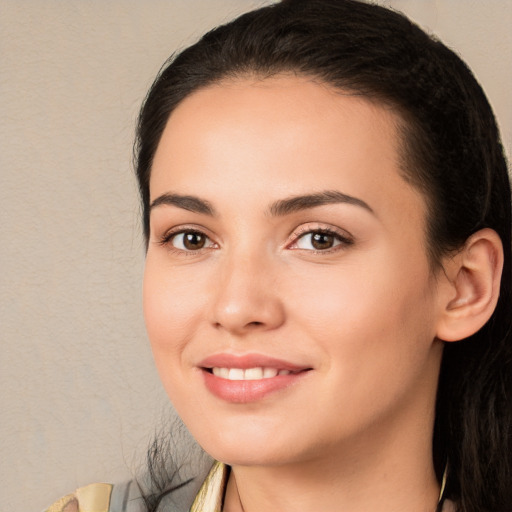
[{"left": 134, "top": 1, "right": 512, "bottom": 510}]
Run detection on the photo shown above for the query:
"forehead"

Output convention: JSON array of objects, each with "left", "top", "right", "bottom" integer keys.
[
  {"left": 160, "top": 75, "right": 401, "bottom": 152},
  {"left": 150, "top": 75, "right": 425, "bottom": 227}
]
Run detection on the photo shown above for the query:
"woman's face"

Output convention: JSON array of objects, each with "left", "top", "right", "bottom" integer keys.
[{"left": 144, "top": 76, "right": 446, "bottom": 467}]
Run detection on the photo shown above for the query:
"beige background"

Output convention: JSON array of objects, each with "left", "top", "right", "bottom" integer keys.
[{"left": 1, "top": 1, "right": 510, "bottom": 511}]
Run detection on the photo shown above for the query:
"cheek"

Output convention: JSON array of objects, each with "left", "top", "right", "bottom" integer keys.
[
  {"left": 294, "top": 261, "right": 438, "bottom": 425},
  {"left": 288, "top": 252, "right": 437, "bottom": 365},
  {"left": 142, "top": 258, "right": 202, "bottom": 366},
  {"left": 142, "top": 261, "right": 212, "bottom": 417}
]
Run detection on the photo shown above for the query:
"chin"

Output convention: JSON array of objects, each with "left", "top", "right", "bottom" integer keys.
[
  {"left": 189, "top": 416, "right": 315, "bottom": 468},
  {"left": 206, "top": 442, "right": 296, "bottom": 467}
]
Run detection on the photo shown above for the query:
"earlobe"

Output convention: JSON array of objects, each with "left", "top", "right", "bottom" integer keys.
[{"left": 436, "top": 228, "right": 503, "bottom": 342}]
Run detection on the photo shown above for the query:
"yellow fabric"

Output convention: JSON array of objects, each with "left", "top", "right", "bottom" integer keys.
[
  {"left": 43, "top": 464, "right": 227, "bottom": 512},
  {"left": 189, "top": 462, "right": 228, "bottom": 512},
  {"left": 44, "top": 483, "right": 112, "bottom": 512}
]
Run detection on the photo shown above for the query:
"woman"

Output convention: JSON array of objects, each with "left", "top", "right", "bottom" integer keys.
[{"left": 45, "top": 0, "right": 512, "bottom": 511}]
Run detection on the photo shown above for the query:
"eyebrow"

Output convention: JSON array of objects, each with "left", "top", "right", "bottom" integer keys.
[
  {"left": 150, "top": 193, "right": 215, "bottom": 215},
  {"left": 268, "top": 190, "right": 374, "bottom": 216},
  {"left": 149, "top": 189, "right": 373, "bottom": 217}
]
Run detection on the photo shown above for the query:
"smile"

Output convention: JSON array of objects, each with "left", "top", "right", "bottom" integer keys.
[
  {"left": 198, "top": 353, "right": 312, "bottom": 402},
  {"left": 211, "top": 367, "right": 294, "bottom": 380}
]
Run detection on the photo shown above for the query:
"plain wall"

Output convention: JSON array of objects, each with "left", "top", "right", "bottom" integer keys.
[{"left": 1, "top": 1, "right": 510, "bottom": 511}]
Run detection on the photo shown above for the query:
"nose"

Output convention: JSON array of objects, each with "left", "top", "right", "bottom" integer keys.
[{"left": 209, "top": 251, "right": 286, "bottom": 336}]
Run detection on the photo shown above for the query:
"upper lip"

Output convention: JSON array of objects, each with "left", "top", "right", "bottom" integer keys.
[{"left": 198, "top": 353, "right": 311, "bottom": 372}]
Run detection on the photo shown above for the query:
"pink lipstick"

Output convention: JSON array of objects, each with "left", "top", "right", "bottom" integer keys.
[{"left": 198, "top": 353, "right": 312, "bottom": 403}]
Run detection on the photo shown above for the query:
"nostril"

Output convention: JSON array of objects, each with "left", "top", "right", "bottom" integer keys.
[{"left": 211, "top": 294, "right": 285, "bottom": 333}]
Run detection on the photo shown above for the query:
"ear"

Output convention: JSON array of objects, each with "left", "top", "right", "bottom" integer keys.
[{"left": 435, "top": 228, "right": 504, "bottom": 342}]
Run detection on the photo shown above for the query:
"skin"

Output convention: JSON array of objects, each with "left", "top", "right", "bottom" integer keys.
[{"left": 144, "top": 75, "right": 451, "bottom": 511}]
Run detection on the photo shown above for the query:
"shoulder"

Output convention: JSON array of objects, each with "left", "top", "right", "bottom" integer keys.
[
  {"left": 43, "top": 481, "right": 145, "bottom": 512},
  {"left": 43, "top": 458, "right": 217, "bottom": 512}
]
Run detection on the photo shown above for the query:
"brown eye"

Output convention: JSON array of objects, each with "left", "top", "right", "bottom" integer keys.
[
  {"left": 310, "top": 232, "right": 336, "bottom": 250},
  {"left": 170, "top": 231, "right": 213, "bottom": 251},
  {"left": 183, "top": 232, "right": 206, "bottom": 250},
  {"left": 293, "top": 229, "right": 351, "bottom": 252}
]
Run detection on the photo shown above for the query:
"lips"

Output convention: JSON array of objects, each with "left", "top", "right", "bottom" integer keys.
[
  {"left": 198, "top": 353, "right": 312, "bottom": 403},
  {"left": 212, "top": 367, "right": 292, "bottom": 380}
]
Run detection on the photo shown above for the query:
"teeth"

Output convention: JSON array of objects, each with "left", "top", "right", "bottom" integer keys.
[
  {"left": 228, "top": 368, "right": 244, "bottom": 380},
  {"left": 212, "top": 367, "right": 229, "bottom": 379},
  {"left": 263, "top": 367, "right": 278, "bottom": 378},
  {"left": 245, "top": 367, "right": 263, "bottom": 380},
  {"left": 211, "top": 367, "right": 290, "bottom": 380}
]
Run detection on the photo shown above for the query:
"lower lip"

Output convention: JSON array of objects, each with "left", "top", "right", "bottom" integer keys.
[{"left": 202, "top": 370, "right": 309, "bottom": 403}]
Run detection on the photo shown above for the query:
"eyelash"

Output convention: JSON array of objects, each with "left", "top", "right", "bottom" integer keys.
[
  {"left": 158, "top": 225, "right": 353, "bottom": 254},
  {"left": 288, "top": 226, "right": 354, "bottom": 253},
  {"left": 158, "top": 227, "right": 217, "bottom": 255}
]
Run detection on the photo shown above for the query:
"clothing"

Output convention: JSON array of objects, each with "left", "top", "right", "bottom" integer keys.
[
  {"left": 42, "top": 463, "right": 225, "bottom": 512},
  {"left": 43, "top": 480, "right": 144, "bottom": 512},
  {"left": 44, "top": 461, "right": 454, "bottom": 512}
]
